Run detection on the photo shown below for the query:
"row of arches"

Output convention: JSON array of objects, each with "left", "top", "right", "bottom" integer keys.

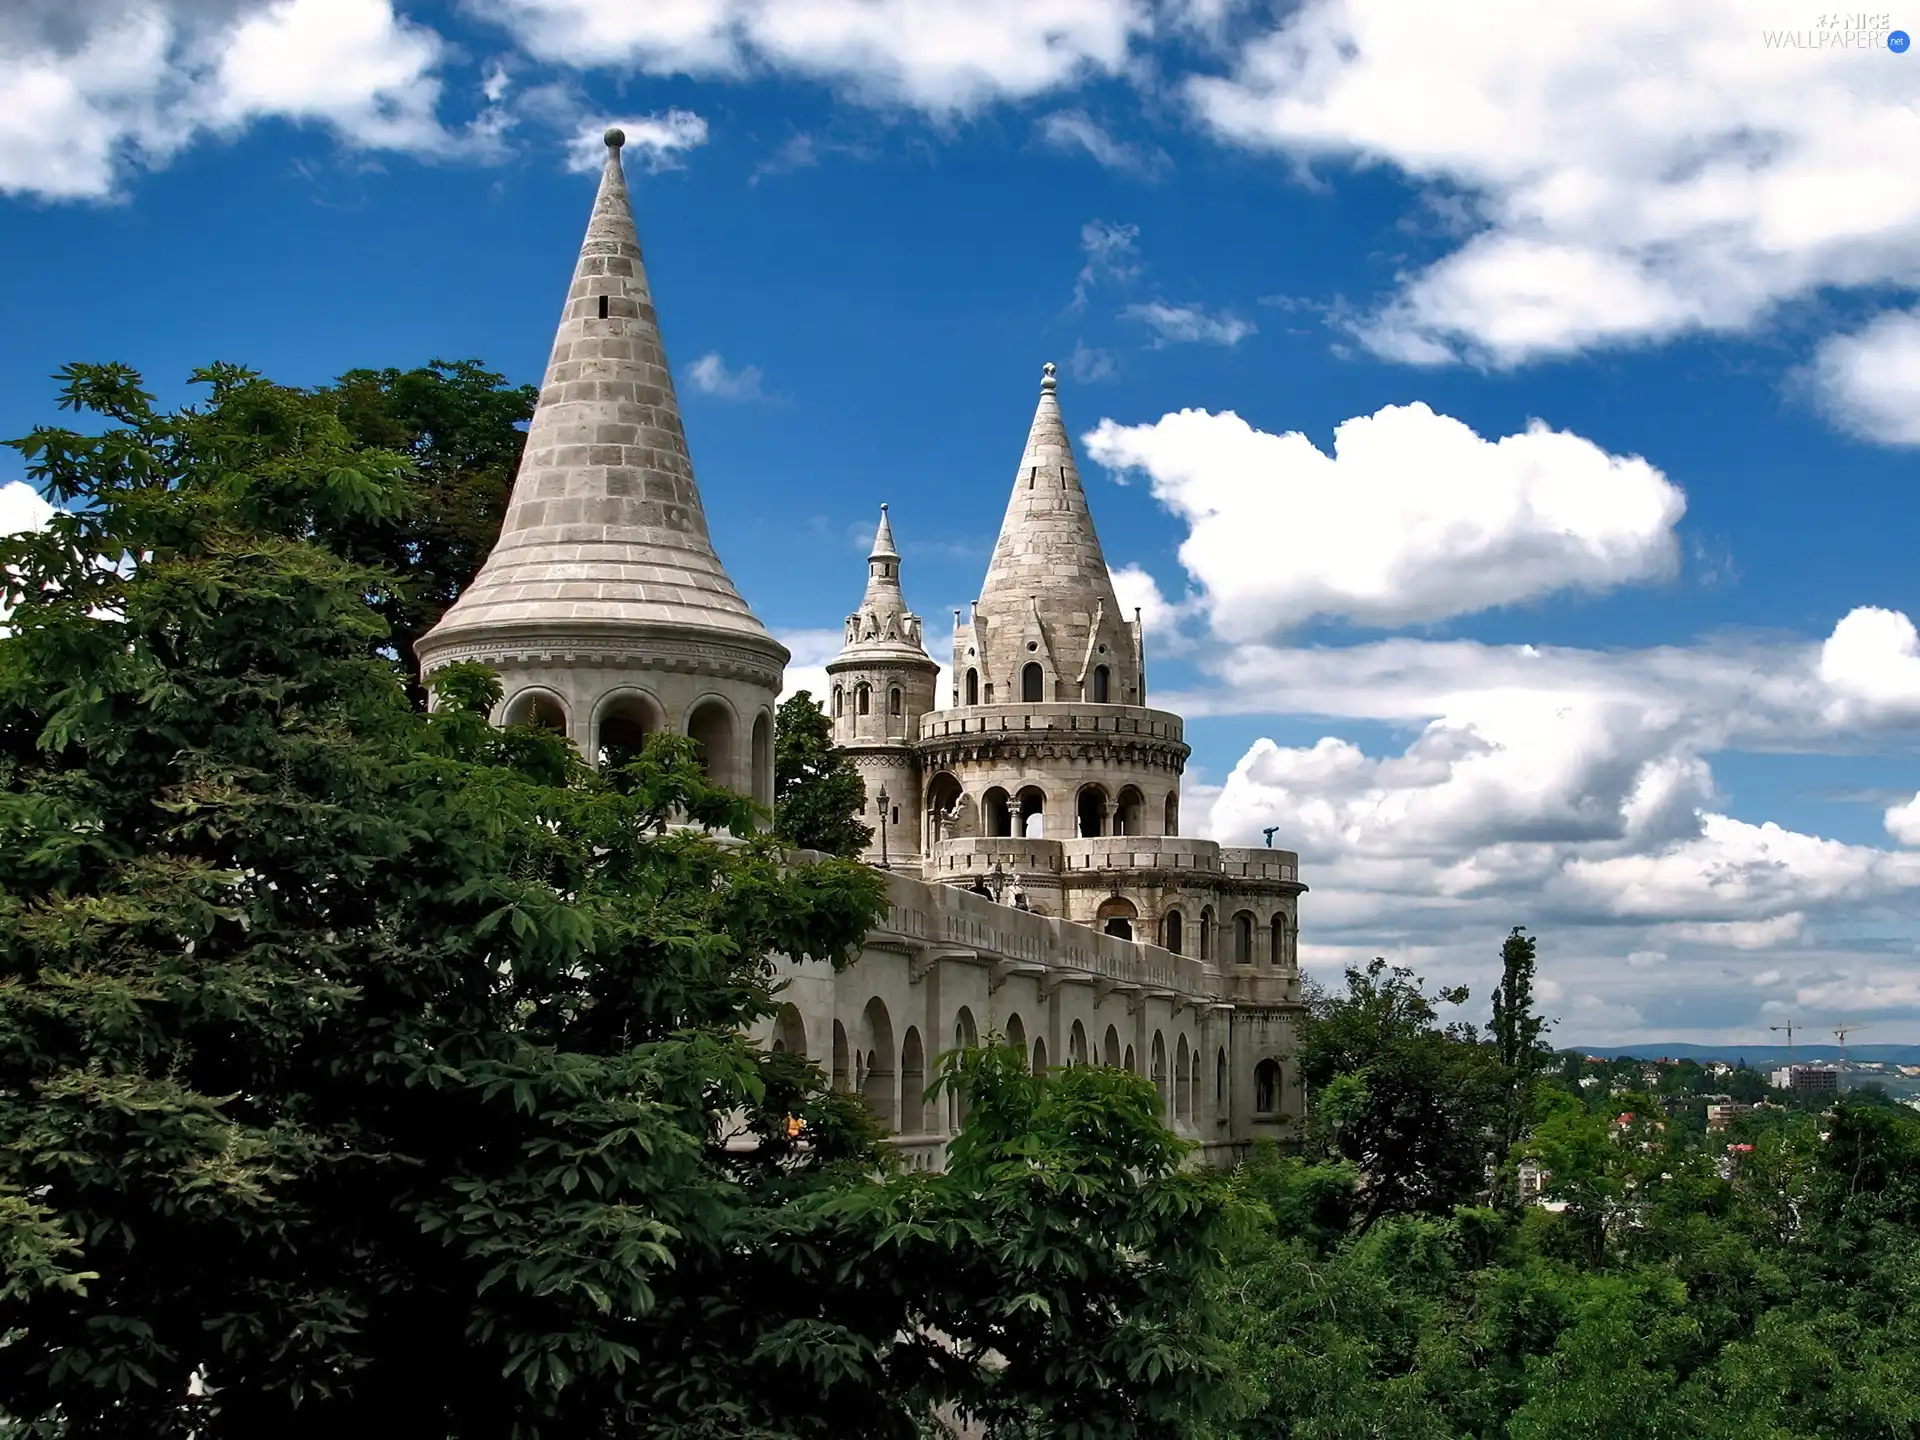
[
  {"left": 960, "top": 662, "right": 1121, "bottom": 706},
  {"left": 1157, "top": 906, "right": 1295, "bottom": 966},
  {"left": 925, "top": 776, "right": 1178, "bottom": 846},
  {"left": 831, "top": 682, "right": 905, "bottom": 719},
  {"left": 779, "top": 998, "right": 1293, "bottom": 1137},
  {"left": 500, "top": 685, "right": 773, "bottom": 802}
]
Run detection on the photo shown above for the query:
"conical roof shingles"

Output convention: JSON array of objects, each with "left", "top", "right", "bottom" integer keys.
[
  {"left": 978, "top": 363, "right": 1124, "bottom": 614},
  {"left": 420, "top": 130, "right": 783, "bottom": 660}
]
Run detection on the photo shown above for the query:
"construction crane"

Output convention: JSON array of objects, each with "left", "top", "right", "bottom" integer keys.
[
  {"left": 1769, "top": 1019, "right": 1801, "bottom": 1066},
  {"left": 1833, "top": 1022, "right": 1872, "bottom": 1074}
]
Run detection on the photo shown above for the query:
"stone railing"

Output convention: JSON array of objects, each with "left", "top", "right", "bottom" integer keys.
[
  {"left": 925, "top": 835, "right": 1302, "bottom": 885},
  {"left": 918, "top": 702, "right": 1185, "bottom": 745},
  {"left": 873, "top": 871, "right": 1211, "bottom": 997}
]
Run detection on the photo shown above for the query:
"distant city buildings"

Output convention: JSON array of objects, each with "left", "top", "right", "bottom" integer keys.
[
  {"left": 1704, "top": 1096, "right": 1753, "bottom": 1131},
  {"left": 1771, "top": 1066, "right": 1840, "bottom": 1093}
]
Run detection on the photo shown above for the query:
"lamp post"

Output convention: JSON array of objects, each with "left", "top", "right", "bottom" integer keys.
[
  {"left": 875, "top": 784, "right": 890, "bottom": 870},
  {"left": 985, "top": 859, "right": 1011, "bottom": 904}
]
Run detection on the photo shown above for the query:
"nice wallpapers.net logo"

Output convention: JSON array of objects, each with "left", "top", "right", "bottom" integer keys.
[{"left": 1763, "top": 12, "right": 1911, "bottom": 47}]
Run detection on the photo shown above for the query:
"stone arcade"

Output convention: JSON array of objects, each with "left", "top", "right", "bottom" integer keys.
[{"left": 419, "top": 130, "right": 1307, "bottom": 1168}]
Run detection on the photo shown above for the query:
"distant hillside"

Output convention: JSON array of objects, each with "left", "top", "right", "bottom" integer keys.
[{"left": 1571, "top": 1042, "right": 1920, "bottom": 1066}]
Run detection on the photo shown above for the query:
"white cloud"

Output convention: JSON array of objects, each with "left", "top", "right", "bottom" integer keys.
[
  {"left": 1038, "top": 110, "right": 1169, "bottom": 176},
  {"left": 1886, "top": 792, "right": 1920, "bottom": 847},
  {"left": 1067, "top": 341, "right": 1117, "bottom": 384},
  {"left": 478, "top": 0, "right": 1148, "bottom": 113},
  {"left": 0, "top": 482, "right": 53, "bottom": 538},
  {"left": 1186, "top": 1, "right": 1920, "bottom": 368},
  {"left": 1122, "top": 301, "right": 1255, "bottom": 347},
  {"left": 1110, "top": 562, "right": 1195, "bottom": 655},
  {"left": 1625, "top": 950, "right": 1666, "bottom": 969},
  {"left": 1809, "top": 309, "right": 1920, "bottom": 447},
  {"left": 1085, "top": 401, "right": 1685, "bottom": 636},
  {"left": 0, "top": 0, "right": 451, "bottom": 200},
  {"left": 1818, "top": 606, "right": 1920, "bottom": 725},
  {"left": 684, "top": 351, "right": 767, "bottom": 401},
  {"left": 777, "top": 628, "right": 844, "bottom": 705},
  {"left": 563, "top": 109, "right": 708, "bottom": 172}
]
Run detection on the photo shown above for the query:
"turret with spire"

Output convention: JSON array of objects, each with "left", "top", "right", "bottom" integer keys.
[
  {"left": 417, "top": 128, "right": 785, "bottom": 805},
  {"left": 826, "top": 504, "right": 939, "bottom": 867},
  {"left": 951, "top": 362, "right": 1144, "bottom": 710}
]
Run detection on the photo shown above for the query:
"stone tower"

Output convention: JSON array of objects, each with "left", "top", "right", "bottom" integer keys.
[
  {"left": 416, "top": 129, "right": 785, "bottom": 805},
  {"left": 929, "top": 363, "right": 1183, "bottom": 857},
  {"left": 826, "top": 505, "right": 941, "bottom": 869}
]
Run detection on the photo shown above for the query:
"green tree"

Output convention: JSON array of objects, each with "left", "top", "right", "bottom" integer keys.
[
  {"left": 1299, "top": 959, "right": 1504, "bottom": 1232},
  {"left": 772, "top": 690, "right": 871, "bottom": 858},
  {"left": 0, "top": 363, "right": 1230, "bottom": 1438},
  {"left": 327, "top": 358, "right": 536, "bottom": 703},
  {"left": 1490, "top": 926, "right": 1552, "bottom": 1181}
]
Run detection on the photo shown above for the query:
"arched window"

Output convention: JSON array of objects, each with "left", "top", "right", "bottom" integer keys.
[
  {"left": 889, "top": 687, "right": 902, "bottom": 716},
  {"left": 1033, "top": 1036, "right": 1049, "bottom": 1072},
  {"left": 856, "top": 683, "right": 870, "bottom": 715},
  {"left": 1021, "top": 662, "right": 1044, "bottom": 703},
  {"left": 1164, "top": 790, "right": 1179, "bottom": 837},
  {"left": 831, "top": 686, "right": 843, "bottom": 717},
  {"left": 1076, "top": 785, "right": 1108, "bottom": 838},
  {"left": 1069, "top": 1021, "right": 1089, "bottom": 1067},
  {"left": 1114, "top": 786, "right": 1144, "bottom": 836},
  {"left": 1233, "top": 911, "right": 1254, "bottom": 965},
  {"left": 503, "top": 689, "right": 568, "bottom": 734},
  {"left": 771, "top": 1004, "right": 805, "bottom": 1057},
  {"left": 900, "top": 1028, "right": 926, "bottom": 1133},
  {"left": 983, "top": 787, "right": 1013, "bottom": 837},
  {"left": 1175, "top": 1037, "right": 1191, "bottom": 1121},
  {"left": 1216, "top": 1048, "right": 1228, "bottom": 1107},
  {"left": 1271, "top": 912, "right": 1289, "bottom": 968},
  {"left": 1091, "top": 664, "right": 1110, "bottom": 703},
  {"left": 1199, "top": 907, "right": 1214, "bottom": 961},
  {"left": 1151, "top": 1033, "right": 1168, "bottom": 1111},
  {"left": 1016, "top": 785, "right": 1046, "bottom": 839},
  {"left": 1162, "top": 910, "right": 1183, "bottom": 954},
  {"left": 1255, "top": 1060, "right": 1281, "bottom": 1115},
  {"left": 594, "top": 690, "right": 661, "bottom": 771},
  {"left": 1103, "top": 1026, "right": 1122, "bottom": 1068},
  {"left": 965, "top": 669, "right": 979, "bottom": 705},
  {"left": 687, "top": 700, "right": 735, "bottom": 790}
]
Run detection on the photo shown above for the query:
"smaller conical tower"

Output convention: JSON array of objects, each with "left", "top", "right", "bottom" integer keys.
[
  {"left": 417, "top": 128, "right": 784, "bottom": 806},
  {"left": 826, "top": 505, "right": 938, "bottom": 868}
]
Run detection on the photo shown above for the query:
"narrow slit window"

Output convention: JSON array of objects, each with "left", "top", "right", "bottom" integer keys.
[{"left": 598, "top": 295, "right": 609, "bottom": 319}]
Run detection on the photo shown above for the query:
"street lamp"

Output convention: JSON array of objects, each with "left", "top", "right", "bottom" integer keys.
[
  {"left": 985, "top": 859, "right": 1011, "bottom": 903},
  {"left": 875, "top": 784, "right": 891, "bottom": 870}
]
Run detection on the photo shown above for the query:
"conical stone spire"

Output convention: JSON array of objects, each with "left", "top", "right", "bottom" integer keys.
[
  {"left": 966, "top": 363, "right": 1139, "bottom": 704},
  {"left": 419, "top": 128, "right": 784, "bottom": 669}
]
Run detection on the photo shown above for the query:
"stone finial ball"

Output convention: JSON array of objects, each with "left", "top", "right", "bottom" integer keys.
[{"left": 604, "top": 127, "right": 626, "bottom": 149}]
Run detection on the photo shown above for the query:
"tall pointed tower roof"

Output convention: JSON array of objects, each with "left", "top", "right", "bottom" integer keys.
[
  {"left": 978, "top": 362, "right": 1125, "bottom": 617},
  {"left": 419, "top": 129, "right": 784, "bottom": 666}
]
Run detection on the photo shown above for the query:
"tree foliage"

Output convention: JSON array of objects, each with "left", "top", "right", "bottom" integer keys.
[
  {"left": 325, "top": 359, "right": 536, "bottom": 703},
  {"left": 0, "top": 364, "right": 1236, "bottom": 1438},
  {"left": 772, "top": 690, "right": 871, "bottom": 859},
  {"left": 1205, "top": 937, "right": 1920, "bottom": 1440}
]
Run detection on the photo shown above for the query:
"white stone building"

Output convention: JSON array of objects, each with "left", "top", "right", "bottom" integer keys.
[{"left": 419, "top": 130, "right": 1307, "bottom": 1168}]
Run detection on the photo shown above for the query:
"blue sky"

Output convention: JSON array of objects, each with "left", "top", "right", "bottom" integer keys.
[{"left": 5, "top": 0, "right": 1920, "bottom": 1045}]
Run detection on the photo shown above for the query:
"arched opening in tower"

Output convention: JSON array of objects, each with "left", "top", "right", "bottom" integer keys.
[
  {"left": 1096, "top": 895, "right": 1137, "bottom": 940},
  {"left": 687, "top": 700, "right": 736, "bottom": 792},
  {"left": 1164, "top": 790, "right": 1179, "bottom": 836},
  {"left": 965, "top": 668, "right": 979, "bottom": 705},
  {"left": 1091, "top": 664, "right": 1110, "bottom": 703},
  {"left": 1076, "top": 784, "right": 1108, "bottom": 837},
  {"left": 1021, "top": 662, "right": 1043, "bottom": 703},
  {"left": 1114, "top": 786, "right": 1144, "bottom": 836},
  {"left": 751, "top": 711, "right": 773, "bottom": 807},
  {"left": 503, "top": 689, "right": 568, "bottom": 735},
  {"left": 926, "top": 772, "right": 965, "bottom": 846},
  {"left": 1016, "top": 785, "right": 1046, "bottom": 838},
  {"left": 982, "top": 786, "right": 1013, "bottom": 837},
  {"left": 1233, "top": 910, "right": 1255, "bottom": 965},
  {"left": 1254, "top": 1059, "right": 1281, "bottom": 1115},
  {"left": 1161, "top": 909, "right": 1183, "bottom": 954},
  {"left": 594, "top": 690, "right": 662, "bottom": 770}
]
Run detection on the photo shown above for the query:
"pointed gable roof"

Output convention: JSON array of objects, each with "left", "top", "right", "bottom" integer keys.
[{"left": 419, "top": 128, "right": 783, "bottom": 663}]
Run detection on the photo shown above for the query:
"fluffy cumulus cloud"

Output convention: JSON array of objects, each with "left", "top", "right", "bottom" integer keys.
[
  {"left": 1185, "top": 0, "right": 1920, "bottom": 368},
  {"left": 1817, "top": 606, "right": 1920, "bottom": 725},
  {"left": 0, "top": 0, "right": 450, "bottom": 199},
  {"left": 1086, "top": 401, "right": 1685, "bottom": 636},
  {"left": 475, "top": 0, "right": 1148, "bottom": 112},
  {"left": 684, "top": 352, "right": 768, "bottom": 401},
  {"left": 1808, "top": 308, "right": 1920, "bottom": 447},
  {"left": 1195, "top": 632, "right": 1920, "bottom": 1040},
  {"left": 1, "top": 482, "right": 53, "bottom": 538}
]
